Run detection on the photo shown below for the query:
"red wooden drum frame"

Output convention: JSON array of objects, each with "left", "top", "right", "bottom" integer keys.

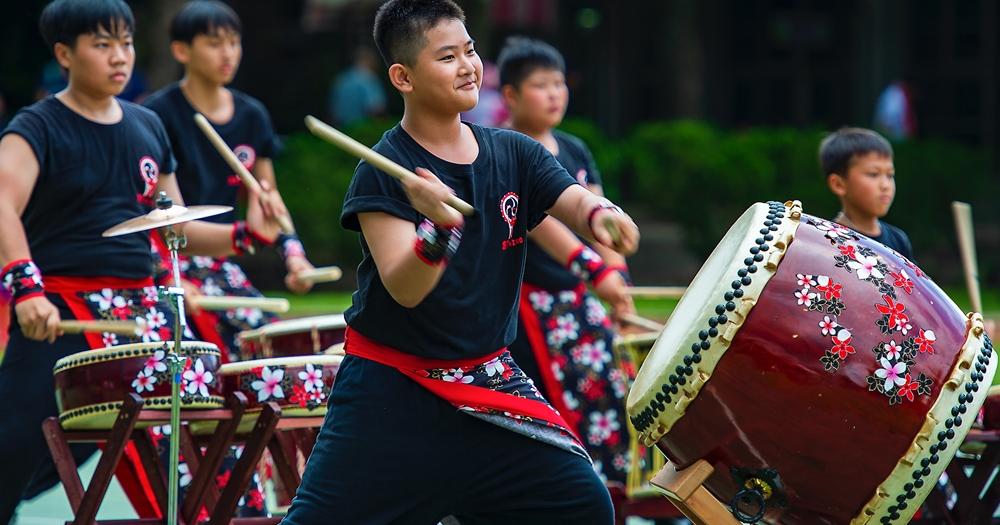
[
  {"left": 627, "top": 200, "right": 996, "bottom": 524},
  {"left": 54, "top": 341, "right": 224, "bottom": 430},
  {"left": 237, "top": 314, "right": 347, "bottom": 359}
]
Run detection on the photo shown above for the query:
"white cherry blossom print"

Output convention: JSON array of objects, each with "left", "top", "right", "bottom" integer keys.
[
  {"left": 883, "top": 340, "right": 903, "bottom": 360},
  {"left": 847, "top": 255, "right": 884, "bottom": 280},
  {"left": 528, "top": 290, "right": 554, "bottom": 313},
  {"left": 132, "top": 370, "right": 157, "bottom": 392},
  {"left": 143, "top": 349, "right": 168, "bottom": 375},
  {"left": 795, "top": 287, "right": 816, "bottom": 307},
  {"left": 297, "top": 364, "right": 324, "bottom": 393},
  {"left": 441, "top": 368, "right": 475, "bottom": 384},
  {"left": 182, "top": 359, "right": 214, "bottom": 398},
  {"left": 874, "top": 358, "right": 907, "bottom": 391},
  {"left": 88, "top": 288, "right": 115, "bottom": 311},
  {"left": 818, "top": 316, "right": 840, "bottom": 336},
  {"left": 251, "top": 367, "right": 285, "bottom": 401}
]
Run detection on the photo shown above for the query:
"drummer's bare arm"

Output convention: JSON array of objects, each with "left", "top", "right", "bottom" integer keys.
[
  {"left": 358, "top": 212, "right": 447, "bottom": 308},
  {"left": 584, "top": 184, "right": 629, "bottom": 270},
  {"left": 252, "top": 158, "right": 291, "bottom": 221},
  {"left": 529, "top": 217, "right": 634, "bottom": 321},
  {"left": 155, "top": 172, "right": 281, "bottom": 257},
  {"left": 546, "top": 185, "right": 639, "bottom": 256},
  {"left": 0, "top": 134, "right": 61, "bottom": 341}
]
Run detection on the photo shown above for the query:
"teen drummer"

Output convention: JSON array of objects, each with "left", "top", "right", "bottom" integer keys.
[
  {"left": 283, "top": 1, "right": 638, "bottom": 523},
  {"left": 0, "top": 0, "right": 281, "bottom": 520},
  {"left": 144, "top": 1, "right": 317, "bottom": 357}
]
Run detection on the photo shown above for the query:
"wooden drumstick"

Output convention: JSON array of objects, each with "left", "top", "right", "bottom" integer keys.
[
  {"left": 304, "top": 115, "right": 475, "bottom": 217},
  {"left": 194, "top": 113, "right": 296, "bottom": 234},
  {"left": 626, "top": 286, "right": 687, "bottom": 299},
  {"left": 294, "top": 265, "right": 343, "bottom": 284},
  {"left": 620, "top": 313, "right": 665, "bottom": 332},
  {"left": 190, "top": 296, "right": 290, "bottom": 313},
  {"left": 59, "top": 320, "right": 139, "bottom": 336},
  {"left": 952, "top": 201, "right": 983, "bottom": 313}
]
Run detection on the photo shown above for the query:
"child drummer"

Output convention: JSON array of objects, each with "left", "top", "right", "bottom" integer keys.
[
  {"left": 0, "top": 0, "right": 282, "bottom": 520},
  {"left": 282, "top": 1, "right": 638, "bottom": 523}
]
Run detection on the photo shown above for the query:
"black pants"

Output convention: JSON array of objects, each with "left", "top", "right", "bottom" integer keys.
[
  {"left": 0, "top": 319, "right": 96, "bottom": 524},
  {"left": 281, "top": 355, "right": 615, "bottom": 525}
]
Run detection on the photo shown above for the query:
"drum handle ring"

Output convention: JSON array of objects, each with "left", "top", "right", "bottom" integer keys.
[{"left": 730, "top": 487, "right": 766, "bottom": 524}]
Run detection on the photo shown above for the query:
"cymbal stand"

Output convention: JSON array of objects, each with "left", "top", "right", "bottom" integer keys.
[{"left": 157, "top": 194, "right": 189, "bottom": 525}]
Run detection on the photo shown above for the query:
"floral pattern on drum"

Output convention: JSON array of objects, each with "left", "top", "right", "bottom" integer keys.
[
  {"left": 796, "top": 218, "right": 936, "bottom": 405},
  {"left": 241, "top": 364, "right": 332, "bottom": 410}
]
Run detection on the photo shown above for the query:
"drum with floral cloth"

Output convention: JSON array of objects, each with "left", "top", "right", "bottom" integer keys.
[
  {"left": 237, "top": 315, "right": 347, "bottom": 360},
  {"left": 627, "top": 200, "right": 997, "bottom": 524},
  {"left": 198, "top": 355, "right": 343, "bottom": 433},
  {"left": 54, "top": 341, "right": 224, "bottom": 430}
]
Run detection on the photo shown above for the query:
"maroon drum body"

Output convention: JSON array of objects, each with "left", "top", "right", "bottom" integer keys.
[
  {"left": 628, "top": 201, "right": 996, "bottom": 524},
  {"left": 54, "top": 341, "right": 224, "bottom": 430},
  {"left": 237, "top": 314, "right": 346, "bottom": 360}
]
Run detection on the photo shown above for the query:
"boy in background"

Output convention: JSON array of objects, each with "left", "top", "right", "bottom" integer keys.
[{"left": 820, "top": 127, "right": 913, "bottom": 259}]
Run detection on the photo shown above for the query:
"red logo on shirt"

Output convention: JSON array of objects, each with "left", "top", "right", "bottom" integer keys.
[
  {"left": 233, "top": 144, "right": 256, "bottom": 170},
  {"left": 499, "top": 192, "right": 524, "bottom": 250},
  {"left": 500, "top": 192, "right": 518, "bottom": 239},
  {"left": 137, "top": 155, "right": 159, "bottom": 204}
]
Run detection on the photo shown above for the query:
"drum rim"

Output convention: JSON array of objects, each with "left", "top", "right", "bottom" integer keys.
[
  {"left": 58, "top": 395, "right": 227, "bottom": 429},
  {"left": 218, "top": 354, "right": 344, "bottom": 374},
  {"left": 627, "top": 200, "right": 801, "bottom": 444},
  {"left": 53, "top": 341, "right": 221, "bottom": 373},
  {"left": 237, "top": 314, "right": 346, "bottom": 341},
  {"left": 852, "top": 316, "right": 995, "bottom": 523}
]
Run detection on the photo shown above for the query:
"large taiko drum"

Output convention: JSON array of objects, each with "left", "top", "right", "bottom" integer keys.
[
  {"left": 627, "top": 200, "right": 996, "bottom": 524},
  {"left": 54, "top": 341, "right": 225, "bottom": 430},
  {"left": 237, "top": 314, "right": 347, "bottom": 360}
]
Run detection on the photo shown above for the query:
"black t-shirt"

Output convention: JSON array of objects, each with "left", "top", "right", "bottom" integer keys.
[
  {"left": 143, "top": 83, "right": 279, "bottom": 223},
  {"left": 1, "top": 97, "right": 176, "bottom": 278},
  {"left": 341, "top": 123, "right": 577, "bottom": 359},
  {"left": 522, "top": 130, "right": 602, "bottom": 291},
  {"left": 872, "top": 220, "right": 914, "bottom": 260}
]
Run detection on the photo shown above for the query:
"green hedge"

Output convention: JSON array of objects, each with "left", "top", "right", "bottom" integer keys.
[{"left": 273, "top": 117, "right": 999, "bottom": 285}]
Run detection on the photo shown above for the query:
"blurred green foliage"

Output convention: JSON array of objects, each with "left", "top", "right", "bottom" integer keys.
[{"left": 274, "top": 117, "right": 999, "bottom": 285}]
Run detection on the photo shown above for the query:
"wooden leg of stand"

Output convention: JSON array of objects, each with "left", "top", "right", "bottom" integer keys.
[
  {"left": 132, "top": 430, "right": 170, "bottom": 517},
  {"left": 42, "top": 417, "right": 85, "bottom": 513},
  {"left": 268, "top": 432, "right": 301, "bottom": 498},
  {"left": 290, "top": 428, "right": 316, "bottom": 463},
  {"left": 73, "top": 394, "right": 145, "bottom": 525},
  {"left": 211, "top": 403, "right": 281, "bottom": 524},
  {"left": 649, "top": 459, "right": 740, "bottom": 525},
  {"left": 183, "top": 391, "right": 247, "bottom": 524}
]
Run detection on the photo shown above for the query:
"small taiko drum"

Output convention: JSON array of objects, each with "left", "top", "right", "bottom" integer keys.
[
  {"left": 212, "top": 355, "right": 343, "bottom": 433},
  {"left": 54, "top": 341, "right": 224, "bottom": 430},
  {"left": 237, "top": 314, "right": 347, "bottom": 360},
  {"left": 627, "top": 200, "right": 996, "bottom": 524}
]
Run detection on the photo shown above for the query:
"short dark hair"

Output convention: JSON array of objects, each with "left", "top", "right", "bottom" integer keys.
[
  {"left": 39, "top": 0, "right": 135, "bottom": 50},
  {"left": 497, "top": 36, "right": 565, "bottom": 89},
  {"left": 373, "top": 0, "right": 465, "bottom": 67},
  {"left": 170, "top": 1, "right": 242, "bottom": 43},
  {"left": 819, "top": 127, "right": 894, "bottom": 177}
]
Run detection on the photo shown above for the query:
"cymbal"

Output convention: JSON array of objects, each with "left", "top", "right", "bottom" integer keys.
[{"left": 103, "top": 203, "right": 233, "bottom": 237}]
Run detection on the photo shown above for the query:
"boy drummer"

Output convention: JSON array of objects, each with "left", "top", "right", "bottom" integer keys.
[
  {"left": 0, "top": 0, "right": 281, "bottom": 520},
  {"left": 282, "top": 1, "right": 638, "bottom": 523},
  {"left": 144, "top": 0, "right": 317, "bottom": 357}
]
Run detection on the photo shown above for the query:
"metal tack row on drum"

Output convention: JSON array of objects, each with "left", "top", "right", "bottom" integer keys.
[
  {"left": 55, "top": 341, "right": 344, "bottom": 433},
  {"left": 627, "top": 200, "right": 997, "bottom": 524}
]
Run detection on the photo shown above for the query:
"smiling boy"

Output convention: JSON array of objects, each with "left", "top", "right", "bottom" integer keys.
[{"left": 281, "top": 1, "right": 637, "bottom": 524}]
